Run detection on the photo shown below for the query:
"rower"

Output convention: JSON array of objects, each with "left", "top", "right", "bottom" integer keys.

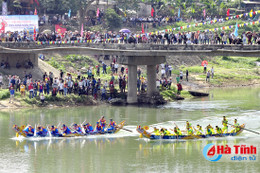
[
  {"left": 50, "top": 125, "right": 61, "bottom": 136},
  {"left": 163, "top": 128, "right": 173, "bottom": 136},
  {"left": 84, "top": 123, "right": 94, "bottom": 134},
  {"left": 22, "top": 125, "right": 35, "bottom": 136},
  {"left": 186, "top": 121, "right": 193, "bottom": 135},
  {"left": 206, "top": 124, "right": 214, "bottom": 135},
  {"left": 107, "top": 119, "right": 117, "bottom": 132},
  {"left": 231, "top": 119, "right": 241, "bottom": 133},
  {"left": 152, "top": 127, "right": 160, "bottom": 136},
  {"left": 215, "top": 126, "right": 222, "bottom": 135},
  {"left": 72, "top": 124, "right": 83, "bottom": 134},
  {"left": 222, "top": 116, "right": 228, "bottom": 133},
  {"left": 99, "top": 116, "right": 106, "bottom": 130},
  {"left": 195, "top": 125, "right": 203, "bottom": 135},
  {"left": 12, "top": 125, "right": 20, "bottom": 133},
  {"left": 94, "top": 122, "right": 103, "bottom": 133},
  {"left": 37, "top": 125, "right": 48, "bottom": 137},
  {"left": 186, "top": 121, "right": 192, "bottom": 129},
  {"left": 61, "top": 124, "right": 72, "bottom": 136},
  {"left": 173, "top": 127, "right": 182, "bottom": 136}
]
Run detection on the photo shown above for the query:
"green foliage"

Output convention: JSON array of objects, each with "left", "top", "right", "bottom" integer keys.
[
  {"left": 0, "top": 89, "right": 10, "bottom": 100},
  {"left": 105, "top": 8, "right": 122, "bottom": 30},
  {"left": 48, "top": 57, "right": 66, "bottom": 71}
]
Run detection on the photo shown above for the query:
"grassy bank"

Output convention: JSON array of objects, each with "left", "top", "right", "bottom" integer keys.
[
  {"left": 0, "top": 89, "right": 97, "bottom": 108},
  {"left": 179, "top": 56, "right": 260, "bottom": 86}
]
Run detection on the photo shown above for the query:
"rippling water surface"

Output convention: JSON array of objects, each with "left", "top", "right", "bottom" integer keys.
[{"left": 0, "top": 87, "right": 259, "bottom": 173}]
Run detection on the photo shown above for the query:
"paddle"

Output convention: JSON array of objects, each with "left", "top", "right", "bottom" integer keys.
[
  {"left": 228, "top": 123, "right": 260, "bottom": 135},
  {"left": 81, "top": 120, "right": 86, "bottom": 134},
  {"left": 121, "top": 128, "right": 133, "bottom": 133},
  {"left": 34, "top": 124, "right": 37, "bottom": 137}
]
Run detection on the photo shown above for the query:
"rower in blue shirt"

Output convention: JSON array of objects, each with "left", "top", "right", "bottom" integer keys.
[
  {"left": 22, "top": 125, "right": 35, "bottom": 137},
  {"left": 83, "top": 123, "right": 94, "bottom": 134},
  {"left": 94, "top": 122, "right": 102, "bottom": 133},
  {"left": 107, "top": 119, "right": 117, "bottom": 132},
  {"left": 50, "top": 125, "right": 61, "bottom": 137},
  {"left": 36, "top": 126, "right": 48, "bottom": 137},
  {"left": 72, "top": 124, "right": 83, "bottom": 135},
  {"left": 61, "top": 124, "right": 71, "bottom": 136}
]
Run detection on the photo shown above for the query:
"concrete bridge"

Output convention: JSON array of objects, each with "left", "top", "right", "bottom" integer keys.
[{"left": 1, "top": 43, "right": 260, "bottom": 103}]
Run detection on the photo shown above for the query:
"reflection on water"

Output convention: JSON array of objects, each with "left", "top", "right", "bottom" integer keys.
[{"left": 0, "top": 87, "right": 260, "bottom": 173}]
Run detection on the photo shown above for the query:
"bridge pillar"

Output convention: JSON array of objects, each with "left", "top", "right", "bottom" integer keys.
[
  {"left": 127, "top": 64, "right": 137, "bottom": 104},
  {"left": 147, "top": 65, "right": 157, "bottom": 96}
]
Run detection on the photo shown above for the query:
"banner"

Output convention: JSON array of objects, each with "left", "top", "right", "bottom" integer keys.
[
  {"left": 2, "top": 2, "right": 7, "bottom": 15},
  {"left": 0, "top": 15, "right": 38, "bottom": 33}
]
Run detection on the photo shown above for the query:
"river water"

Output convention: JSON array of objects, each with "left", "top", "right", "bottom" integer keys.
[{"left": 0, "top": 87, "right": 259, "bottom": 173}]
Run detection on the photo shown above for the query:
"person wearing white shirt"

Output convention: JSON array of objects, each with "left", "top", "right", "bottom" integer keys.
[
  {"left": 156, "top": 79, "right": 160, "bottom": 90},
  {"left": 211, "top": 67, "right": 214, "bottom": 79},
  {"left": 161, "top": 68, "right": 166, "bottom": 78}
]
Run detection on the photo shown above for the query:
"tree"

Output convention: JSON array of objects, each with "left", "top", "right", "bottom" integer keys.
[{"left": 105, "top": 8, "right": 122, "bottom": 31}]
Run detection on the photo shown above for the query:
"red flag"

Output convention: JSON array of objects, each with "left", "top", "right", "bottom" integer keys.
[
  {"left": 141, "top": 23, "right": 144, "bottom": 34},
  {"left": 227, "top": 9, "right": 230, "bottom": 17},
  {"left": 203, "top": 9, "right": 206, "bottom": 18},
  {"left": 151, "top": 8, "right": 155, "bottom": 17},
  {"left": 34, "top": 8, "right": 37, "bottom": 15},
  {"left": 33, "top": 27, "right": 36, "bottom": 41},
  {"left": 55, "top": 24, "right": 67, "bottom": 34}
]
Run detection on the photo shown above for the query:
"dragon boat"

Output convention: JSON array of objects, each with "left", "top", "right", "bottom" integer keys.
[
  {"left": 136, "top": 124, "right": 245, "bottom": 140},
  {"left": 13, "top": 121, "right": 126, "bottom": 138}
]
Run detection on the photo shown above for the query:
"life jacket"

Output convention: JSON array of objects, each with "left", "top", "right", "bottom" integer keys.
[
  {"left": 96, "top": 124, "right": 102, "bottom": 131},
  {"left": 187, "top": 128, "right": 193, "bottom": 135},
  {"left": 234, "top": 123, "right": 240, "bottom": 132},
  {"left": 216, "top": 128, "right": 222, "bottom": 134},
  {"left": 154, "top": 129, "right": 160, "bottom": 136},
  {"left": 63, "top": 126, "right": 71, "bottom": 134},
  {"left": 164, "top": 130, "right": 171, "bottom": 136},
  {"left": 196, "top": 129, "right": 203, "bottom": 135},
  {"left": 99, "top": 119, "right": 106, "bottom": 127},
  {"left": 110, "top": 121, "right": 115, "bottom": 127},
  {"left": 175, "top": 129, "right": 182, "bottom": 136},
  {"left": 76, "top": 127, "right": 82, "bottom": 133},
  {"left": 222, "top": 120, "right": 228, "bottom": 127}
]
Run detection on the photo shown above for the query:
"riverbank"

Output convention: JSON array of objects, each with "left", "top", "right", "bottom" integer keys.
[
  {"left": 0, "top": 90, "right": 99, "bottom": 110},
  {"left": 1, "top": 54, "right": 259, "bottom": 109}
]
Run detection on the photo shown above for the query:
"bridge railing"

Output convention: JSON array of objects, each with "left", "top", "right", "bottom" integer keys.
[{"left": 0, "top": 42, "right": 260, "bottom": 51}]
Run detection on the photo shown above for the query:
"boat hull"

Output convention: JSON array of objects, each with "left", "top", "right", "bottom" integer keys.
[
  {"left": 137, "top": 124, "right": 245, "bottom": 140},
  {"left": 15, "top": 121, "right": 126, "bottom": 138}
]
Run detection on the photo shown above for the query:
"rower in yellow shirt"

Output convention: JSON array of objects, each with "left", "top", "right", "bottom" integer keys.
[
  {"left": 222, "top": 116, "right": 228, "bottom": 133},
  {"left": 152, "top": 127, "right": 161, "bottom": 136}
]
